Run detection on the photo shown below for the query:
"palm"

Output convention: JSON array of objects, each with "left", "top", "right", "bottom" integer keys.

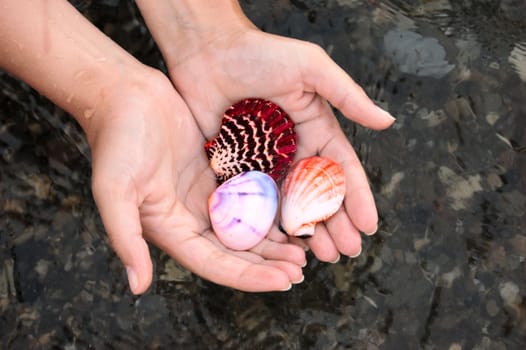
[
  {"left": 168, "top": 29, "right": 393, "bottom": 261},
  {"left": 170, "top": 31, "right": 316, "bottom": 136},
  {"left": 89, "top": 74, "right": 304, "bottom": 293}
]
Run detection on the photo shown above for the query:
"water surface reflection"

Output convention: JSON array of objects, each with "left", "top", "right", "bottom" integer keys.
[{"left": 1, "top": 0, "right": 524, "bottom": 348}]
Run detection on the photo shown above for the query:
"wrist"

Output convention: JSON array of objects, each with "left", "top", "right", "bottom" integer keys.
[
  {"left": 0, "top": 0, "right": 162, "bottom": 145},
  {"left": 74, "top": 64, "right": 164, "bottom": 145},
  {"left": 136, "top": 0, "right": 255, "bottom": 65}
]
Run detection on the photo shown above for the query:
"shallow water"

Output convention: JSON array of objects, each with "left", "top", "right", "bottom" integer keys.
[{"left": 1, "top": 1, "right": 525, "bottom": 349}]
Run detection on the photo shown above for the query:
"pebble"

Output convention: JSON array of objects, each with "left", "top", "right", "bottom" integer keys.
[
  {"left": 485, "top": 112, "right": 500, "bottom": 125},
  {"left": 486, "top": 173, "right": 503, "bottom": 190},
  {"left": 2, "top": 198, "right": 25, "bottom": 214},
  {"left": 404, "top": 252, "right": 417, "bottom": 264},
  {"left": 487, "top": 245, "right": 507, "bottom": 270},
  {"left": 441, "top": 267, "right": 462, "bottom": 288},
  {"left": 499, "top": 191, "right": 526, "bottom": 217},
  {"left": 0, "top": 259, "right": 15, "bottom": 299},
  {"left": 332, "top": 263, "right": 349, "bottom": 291},
  {"left": 369, "top": 256, "right": 384, "bottom": 273},
  {"left": 383, "top": 29, "right": 454, "bottom": 78},
  {"left": 509, "top": 42, "right": 526, "bottom": 82},
  {"left": 22, "top": 174, "right": 52, "bottom": 199},
  {"left": 489, "top": 61, "right": 500, "bottom": 70},
  {"left": 509, "top": 235, "right": 526, "bottom": 257},
  {"left": 159, "top": 259, "right": 193, "bottom": 282},
  {"left": 499, "top": 281, "right": 520, "bottom": 306},
  {"left": 0, "top": 266, "right": 8, "bottom": 299},
  {"left": 417, "top": 108, "right": 448, "bottom": 127},
  {"left": 449, "top": 343, "right": 462, "bottom": 350},
  {"left": 34, "top": 259, "right": 50, "bottom": 281},
  {"left": 438, "top": 166, "right": 483, "bottom": 210},
  {"left": 414, "top": 237, "right": 431, "bottom": 251},
  {"left": 485, "top": 299, "right": 500, "bottom": 317},
  {"left": 380, "top": 245, "right": 393, "bottom": 264},
  {"left": 381, "top": 171, "right": 405, "bottom": 197}
]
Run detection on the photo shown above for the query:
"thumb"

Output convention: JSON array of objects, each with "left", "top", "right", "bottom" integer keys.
[
  {"left": 92, "top": 177, "right": 153, "bottom": 295},
  {"left": 302, "top": 43, "right": 395, "bottom": 130}
]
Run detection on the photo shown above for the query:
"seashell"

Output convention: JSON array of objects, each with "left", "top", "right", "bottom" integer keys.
[
  {"left": 280, "top": 157, "right": 346, "bottom": 237},
  {"left": 208, "top": 171, "right": 279, "bottom": 250},
  {"left": 205, "top": 98, "right": 297, "bottom": 183}
]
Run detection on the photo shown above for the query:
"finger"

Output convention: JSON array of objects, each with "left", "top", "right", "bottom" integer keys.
[
  {"left": 198, "top": 226, "right": 301, "bottom": 267},
  {"left": 152, "top": 225, "right": 295, "bottom": 292},
  {"left": 262, "top": 260, "right": 304, "bottom": 284},
  {"left": 289, "top": 237, "right": 310, "bottom": 252},
  {"left": 292, "top": 110, "right": 336, "bottom": 161},
  {"left": 306, "top": 223, "right": 340, "bottom": 263},
  {"left": 319, "top": 127, "right": 379, "bottom": 235},
  {"left": 192, "top": 238, "right": 295, "bottom": 291},
  {"left": 301, "top": 43, "right": 395, "bottom": 130},
  {"left": 266, "top": 225, "right": 288, "bottom": 243},
  {"left": 292, "top": 102, "right": 379, "bottom": 234},
  {"left": 291, "top": 98, "right": 344, "bottom": 159},
  {"left": 92, "top": 178, "right": 152, "bottom": 295},
  {"left": 215, "top": 243, "right": 304, "bottom": 284},
  {"left": 250, "top": 236, "right": 307, "bottom": 267},
  {"left": 202, "top": 225, "right": 306, "bottom": 268},
  {"left": 325, "top": 207, "right": 362, "bottom": 258}
]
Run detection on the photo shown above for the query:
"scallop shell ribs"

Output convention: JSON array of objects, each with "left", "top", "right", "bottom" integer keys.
[
  {"left": 280, "top": 157, "right": 346, "bottom": 237},
  {"left": 205, "top": 98, "right": 296, "bottom": 183}
]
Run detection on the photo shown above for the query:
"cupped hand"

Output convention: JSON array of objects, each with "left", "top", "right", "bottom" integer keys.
[
  {"left": 86, "top": 71, "right": 305, "bottom": 294},
  {"left": 165, "top": 27, "right": 395, "bottom": 262}
]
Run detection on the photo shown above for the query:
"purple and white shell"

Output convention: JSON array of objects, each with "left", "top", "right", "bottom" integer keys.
[{"left": 208, "top": 171, "right": 279, "bottom": 251}]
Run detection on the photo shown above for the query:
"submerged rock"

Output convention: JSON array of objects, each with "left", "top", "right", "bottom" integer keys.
[{"left": 384, "top": 29, "right": 455, "bottom": 78}]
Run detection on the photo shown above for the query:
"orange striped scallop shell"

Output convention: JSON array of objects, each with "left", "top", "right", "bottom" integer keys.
[{"left": 280, "top": 157, "right": 345, "bottom": 237}]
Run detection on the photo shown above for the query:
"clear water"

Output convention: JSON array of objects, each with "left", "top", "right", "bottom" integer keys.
[{"left": 1, "top": 1, "right": 525, "bottom": 349}]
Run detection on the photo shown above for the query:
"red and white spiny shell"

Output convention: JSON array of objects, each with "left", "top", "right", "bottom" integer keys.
[
  {"left": 205, "top": 98, "right": 296, "bottom": 183},
  {"left": 280, "top": 156, "right": 346, "bottom": 237}
]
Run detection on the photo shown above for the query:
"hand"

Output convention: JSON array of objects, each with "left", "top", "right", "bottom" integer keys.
[
  {"left": 163, "top": 26, "right": 395, "bottom": 262},
  {"left": 87, "top": 71, "right": 305, "bottom": 294},
  {"left": 0, "top": 0, "right": 304, "bottom": 294}
]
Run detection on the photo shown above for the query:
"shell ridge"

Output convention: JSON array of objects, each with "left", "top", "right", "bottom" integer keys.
[
  {"left": 259, "top": 120, "right": 273, "bottom": 170},
  {"left": 280, "top": 157, "right": 346, "bottom": 236},
  {"left": 270, "top": 119, "right": 294, "bottom": 135},
  {"left": 290, "top": 163, "right": 320, "bottom": 205},
  {"left": 281, "top": 167, "right": 315, "bottom": 232},
  {"left": 206, "top": 98, "right": 296, "bottom": 183},
  {"left": 299, "top": 159, "right": 344, "bottom": 203}
]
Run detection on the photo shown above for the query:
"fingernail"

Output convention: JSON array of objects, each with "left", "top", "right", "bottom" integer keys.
[
  {"left": 380, "top": 108, "right": 396, "bottom": 120},
  {"left": 301, "top": 260, "right": 308, "bottom": 268},
  {"left": 126, "top": 266, "right": 139, "bottom": 294},
  {"left": 281, "top": 283, "right": 292, "bottom": 292},
  {"left": 330, "top": 254, "right": 341, "bottom": 264},
  {"left": 364, "top": 224, "right": 378, "bottom": 236},
  {"left": 348, "top": 246, "right": 362, "bottom": 258},
  {"left": 293, "top": 275, "right": 305, "bottom": 284}
]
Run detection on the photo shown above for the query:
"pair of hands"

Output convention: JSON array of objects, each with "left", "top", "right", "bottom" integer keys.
[{"left": 90, "top": 22, "right": 394, "bottom": 294}]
